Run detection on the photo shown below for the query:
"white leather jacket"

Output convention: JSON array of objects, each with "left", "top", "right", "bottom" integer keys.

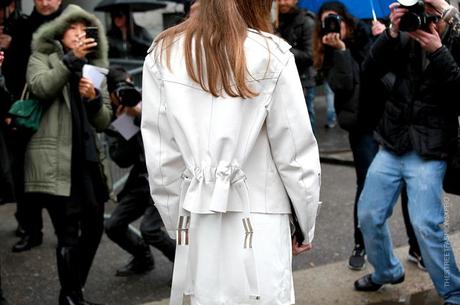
[{"left": 141, "top": 29, "right": 321, "bottom": 244}]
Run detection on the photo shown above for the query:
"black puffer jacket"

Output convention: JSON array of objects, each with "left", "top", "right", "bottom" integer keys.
[
  {"left": 323, "top": 20, "right": 373, "bottom": 132},
  {"left": 278, "top": 8, "right": 316, "bottom": 88},
  {"left": 361, "top": 28, "right": 460, "bottom": 160}
]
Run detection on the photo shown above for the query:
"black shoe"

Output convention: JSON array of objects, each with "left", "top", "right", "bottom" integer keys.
[
  {"left": 354, "top": 273, "right": 405, "bottom": 291},
  {"left": 12, "top": 235, "right": 42, "bottom": 253},
  {"left": 348, "top": 245, "right": 366, "bottom": 271},
  {"left": 59, "top": 291, "right": 104, "bottom": 305},
  {"left": 115, "top": 255, "right": 154, "bottom": 277},
  {"left": 408, "top": 248, "right": 426, "bottom": 271}
]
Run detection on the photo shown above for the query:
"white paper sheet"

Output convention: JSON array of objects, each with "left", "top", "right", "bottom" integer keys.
[
  {"left": 82, "top": 64, "right": 108, "bottom": 90},
  {"left": 111, "top": 113, "right": 139, "bottom": 140}
]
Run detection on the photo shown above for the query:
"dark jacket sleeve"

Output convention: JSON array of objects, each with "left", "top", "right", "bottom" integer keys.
[
  {"left": 361, "top": 30, "right": 402, "bottom": 81},
  {"left": 291, "top": 13, "right": 315, "bottom": 71},
  {"left": 327, "top": 49, "right": 355, "bottom": 93}
]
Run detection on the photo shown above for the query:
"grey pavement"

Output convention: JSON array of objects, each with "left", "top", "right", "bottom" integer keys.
[{"left": 1, "top": 93, "right": 460, "bottom": 305}]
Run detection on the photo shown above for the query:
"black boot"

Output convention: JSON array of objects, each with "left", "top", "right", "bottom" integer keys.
[
  {"left": 11, "top": 234, "right": 42, "bottom": 253},
  {"left": 56, "top": 247, "right": 104, "bottom": 305},
  {"left": 59, "top": 290, "right": 103, "bottom": 305},
  {"left": 116, "top": 250, "right": 154, "bottom": 277}
]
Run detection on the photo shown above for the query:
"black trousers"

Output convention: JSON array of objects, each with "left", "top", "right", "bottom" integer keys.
[
  {"left": 27, "top": 192, "right": 104, "bottom": 295},
  {"left": 105, "top": 184, "right": 175, "bottom": 262}
]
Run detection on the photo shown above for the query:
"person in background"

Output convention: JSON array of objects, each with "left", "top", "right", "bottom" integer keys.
[
  {"left": 3, "top": 0, "right": 63, "bottom": 253},
  {"left": 106, "top": 8, "right": 152, "bottom": 59},
  {"left": 368, "top": 16, "right": 426, "bottom": 271},
  {"left": 25, "top": 5, "right": 112, "bottom": 304},
  {"left": 323, "top": 81, "right": 336, "bottom": 128},
  {"left": 0, "top": 49, "right": 12, "bottom": 305},
  {"left": 355, "top": 1, "right": 460, "bottom": 303},
  {"left": 312, "top": 1, "right": 378, "bottom": 271},
  {"left": 3, "top": 0, "right": 63, "bottom": 99},
  {"left": 0, "top": 50, "right": 14, "bottom": 205},
  {"left": 0, "top": 0, "right": 26, "bottom": 52},
  {"left": 277, "top": 0, "right": 317, "bottom": 131},
  {"left": 104, "top": 65, "right": 175, "bottom": 277}
]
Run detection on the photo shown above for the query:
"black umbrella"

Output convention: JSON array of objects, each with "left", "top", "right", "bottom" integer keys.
[{"left": 94, "top": 0, "right": 168, "bottom": 12}]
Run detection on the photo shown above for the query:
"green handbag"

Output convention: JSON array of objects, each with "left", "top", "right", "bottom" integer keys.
[{"left": 8, "top": 85, "right": 43, "bottom": 134}]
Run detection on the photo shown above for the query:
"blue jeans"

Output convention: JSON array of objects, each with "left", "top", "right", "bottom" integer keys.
[
  {"left": 323, "top": 82, "right": 336, "bottom": 126},
  {"left": 349, "top": 131, "right": 379, "bottom": 247},
  {"left": 358, "top": 149, "right": 460, "bottom": 304},
  {"left": 304, "top": 86, "right": 316, "bottom": 131}
]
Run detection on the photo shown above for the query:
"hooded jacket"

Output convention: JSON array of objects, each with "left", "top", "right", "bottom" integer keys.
[
  {"left": 142, "top": 29, "right": 321, "bottom": 244},
  {"left": 24, "top": 5, "right": 112, "bottom": 196}
]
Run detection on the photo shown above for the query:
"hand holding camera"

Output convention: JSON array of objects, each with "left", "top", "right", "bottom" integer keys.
[
  {"left": 321, "top": 14, "right": 346, "bottom": 50},
  {"left": 408, "top": 22, "right": 442, "bottom": 53},
  {"left": 389, "top": 1, "right": 443, "bottom": 52},
  {"left": 322, "top": 32, "right": 346, "bottom": 50},
  {"left": 388, "top": 2, "right": 408, "bottom": 37}
]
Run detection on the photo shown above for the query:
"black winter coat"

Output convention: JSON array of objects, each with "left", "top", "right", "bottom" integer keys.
[
  {"left": 323, "top": 20, "right": 373, "bottom": 132},
  {"left": 278, "top": 8, "right": 316, "bottom": 88},
  {"left": 2, "top": 7, "right": 62, "bottom": 99},
  {"left": 361, "top": 28, "right": 460, "bottom": 160},
  {"left": 107, "top": 24, "right": 152, "bottom": 59}
]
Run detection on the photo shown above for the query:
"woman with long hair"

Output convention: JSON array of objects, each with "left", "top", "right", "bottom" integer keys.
[
  {"left": 141, "top": 0, "right": 321, "bottom": 304},
  {"left": 312, "top": 1, "right": 378, "bottom": 271}
]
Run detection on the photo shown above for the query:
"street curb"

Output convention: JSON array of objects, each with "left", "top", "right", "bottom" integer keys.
[
  {"left": 141, "top": 231, "right": 460, "bottom": 305},
  {"left": 320, "top": 155, "right": 354, "bottom": 167}
]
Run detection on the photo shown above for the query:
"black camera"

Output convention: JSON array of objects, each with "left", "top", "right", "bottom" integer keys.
[
  {"left": 398, "top": 0, "right": 440, "bottom": 32},
  {"left": 321, "top": 14, "right": 342, "bottom": 36},
  {"left": 113, "top": 81, "right": 142, "bottom": 107}
]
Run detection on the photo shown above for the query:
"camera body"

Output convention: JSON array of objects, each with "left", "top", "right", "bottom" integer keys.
[
  {"left": 113, "top": 81, "right": 142, "bottom": 107},
  {"left": 398, "top": 0, "right": 440, "bottom": 32},
  {"left": 321, "top": 14, "right": 342, "bottom": 36}
]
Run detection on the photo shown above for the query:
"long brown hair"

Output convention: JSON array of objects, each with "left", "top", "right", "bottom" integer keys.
[{"left": 155, "top": 0, "right": 273, "bottom": 99}]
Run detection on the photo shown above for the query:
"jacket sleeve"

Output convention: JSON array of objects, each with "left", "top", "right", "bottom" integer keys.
[
  {"left": 291, "top": 14, "right": 314, "bottom": 71},
  {"left": 361, "top": 30, "right": 402, "bottom": 81},
  {"left": 27, "top": 51, "right": 71, "bottom": 102},
  {"left": 326, "top": 49, "right": 356, "bottom": 93},
  {"left": 141, "top": 53, "right": 186, "bottom": 239},
  {"left": 266, "top": 54, "right": 321, "bottom": 244},
  {"left": 85, "top": 80, "right": 113, "bottom": 132}
]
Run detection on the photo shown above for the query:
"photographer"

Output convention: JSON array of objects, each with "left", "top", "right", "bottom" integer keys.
[
  {"left": 312, "top": 1, "right": 378, "bottom": 271},
  {"left": 355, "top": 1, "right": 460, "bottom": 303},
  {"left": 104, "top": 65, "right": 175, "bottom": 277},
  {"left": 277, "top": 0, "right": 317, "bottom": 131}
]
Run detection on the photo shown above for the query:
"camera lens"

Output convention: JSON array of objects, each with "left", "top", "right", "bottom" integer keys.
[{"left": 399, "top": 12, "right": 422, "bottom": 32}]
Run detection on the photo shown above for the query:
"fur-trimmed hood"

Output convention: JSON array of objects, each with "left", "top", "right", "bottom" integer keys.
[{"left": 31, "top": 4, "right": 109, "bottom": 68}]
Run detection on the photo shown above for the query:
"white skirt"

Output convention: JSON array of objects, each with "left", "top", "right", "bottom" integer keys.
[{"left": 184, "top": 212, "right": 294, "bottom": 305}]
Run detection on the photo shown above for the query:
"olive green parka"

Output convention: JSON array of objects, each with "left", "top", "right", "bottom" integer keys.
[{"left": 24, "top": 4, "right": 112, "bottom": 196}]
